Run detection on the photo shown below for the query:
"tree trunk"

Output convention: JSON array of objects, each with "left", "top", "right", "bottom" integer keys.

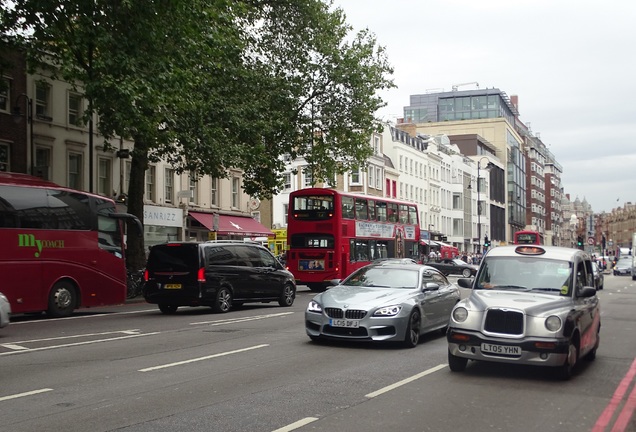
[{"left": 125, "top": 137, "right": 149, "bottom": 271}]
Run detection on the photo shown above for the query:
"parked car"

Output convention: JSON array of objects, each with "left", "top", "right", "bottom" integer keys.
[
  {"left": 425, "top": 258, "right": 478, "bottom": 277},
  {"left": 305, "top": 263, "right": 461, "bottom": 348},
  {"left": 447, "top": 245, "right": 600, "bottom": 380},
  {"left": 591, "top": 261, "right": 604, "bottom": 290},
  {"left": 613, "top": 256, "right": 632, "bottom": 276},
  {"left": 0, "top": 292, "right": 10, "bottom": 328},
  {"left": 143, "top": 241, "right": 296, "bottom": 314}
]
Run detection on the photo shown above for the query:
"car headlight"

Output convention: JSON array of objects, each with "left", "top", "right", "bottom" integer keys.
[
  {"left": 373, "top": 305, "right": 402, "bottom": 317},
  {"left": 452, "top": 307, "right": 468, "bottom": 322},
  {"left": 545, "top": 315, "right": 562, "bottom": 332},
  {"left": 306, "top": 300, "right": 322, "bottom": 313},
  {"left": 0, "top": 293, "right": 7, "bottom": 302}
]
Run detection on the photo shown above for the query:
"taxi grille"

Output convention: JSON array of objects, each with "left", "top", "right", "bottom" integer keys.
[
  {"left": 324, "top": 308, "right": 367, "bottom": 320},
  {"left": 484, "top": 309, "right": 524, "bottom": 335}
]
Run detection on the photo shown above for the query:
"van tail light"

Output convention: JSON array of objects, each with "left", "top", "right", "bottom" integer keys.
[
  {"left": 197, "top": 267, "right": 206, "bottom": 282},
  {"left": 143, "top": 269, "right": 149, "bottom": 282}
]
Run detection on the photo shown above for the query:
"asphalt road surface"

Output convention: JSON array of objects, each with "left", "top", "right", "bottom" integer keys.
[{"left": 0, "top": 275, "right": 634, "bottom": 432}]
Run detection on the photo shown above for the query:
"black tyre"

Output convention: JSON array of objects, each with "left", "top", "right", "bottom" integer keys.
[
  {"left": 402, "top": 309, "right": 421, "bottom": 348},
  {"left": 212, "top": 287, "right": 232, "bottom": 313},
  {"left": 308, "top": 283, "right": 326, "bottom": 292},
  {"left": 462, "top": 268, "right": 472, "bottom": 278},
  {"left": 158, "top": 304, "right": 178, "bottom": 314},
  {"left": 278, "top": 284, "right": 296, "bottom": 307},
  {"left": 556, "top": 339, "right": 578, "bottom": 380},
  {"left": 448, "top": 349, "right": 468, "bottom": 372},
  {"left": 47, "top": 281, "right": 77, "bottom": 318}
]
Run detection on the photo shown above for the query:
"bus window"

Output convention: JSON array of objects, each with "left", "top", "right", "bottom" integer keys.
[
  {"left": 408, "top": 205, "right": 418, "bottom": 224},
  {"left": 387, "top": 203, "right": 398, "bottom": 222},
  {"left": 355, "top": 198, "right": 369, "bottom": 220},
  {"left": 376, "top": 201, "right": 387, "bottom": 221},
  {"left": 368, "top": 200, "right": 376, "bottom": 221},
  {"left": 351, "top": 239, "right": 369, "bottom": 261},
  {"left": 342, "top": 196, "right": 355, "bottom": 219},
  {"left": 399, "top": 204, "right": 409, "bottom": 223}
]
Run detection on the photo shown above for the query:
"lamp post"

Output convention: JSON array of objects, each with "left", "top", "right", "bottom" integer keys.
[
  {"left": 475, "top": 158, "right": 495, "bottom": 254},
  {"left": 12, "top": 93, "right": 34, "bottom": 175}
]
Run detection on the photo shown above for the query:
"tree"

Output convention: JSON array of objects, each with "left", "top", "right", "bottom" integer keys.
[{"left": 1, "top": 0, "right": 394, "bottom": 270}]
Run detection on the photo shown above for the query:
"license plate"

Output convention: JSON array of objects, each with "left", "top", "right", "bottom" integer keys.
[
  {"left": 330, "top": 319, "right": 360, "bottom": 328},
  {"left": 481, "top": 343, "right": 521, "bottom": 355},
  {"left": 164, "top": 283, "right": 182, "bottom": 289}
]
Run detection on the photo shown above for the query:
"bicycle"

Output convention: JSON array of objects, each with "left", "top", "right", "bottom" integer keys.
[{"left": 126, "top": 269, "right": 145, "bottom": 299}]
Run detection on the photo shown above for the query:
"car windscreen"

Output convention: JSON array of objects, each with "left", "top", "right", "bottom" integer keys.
[
  {"left": 343, "top": 266, "right": 419, "bottom": 289},
  {"left": 147, "top": 244, "right": 200, "bottom": 272},
  {"left": 475, "top": 256, "right": 572, "bottom": 294}
]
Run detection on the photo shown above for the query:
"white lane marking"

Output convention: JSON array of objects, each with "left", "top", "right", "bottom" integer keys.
[
  {"left": 0, "top": 332, "right": 159, "bottom": 357},
  {"left": 0, "top": 388, "right": 53, "bottom": 402},
  {"left": 8, "top": 329, "right": 142, "bottom": 344},
  {"left": 272, "top": 417, "right": 319, "bottom": 432},
  {"left": 139, "top": 344, "right": 269, "bottom": 372},
  {"left": 365, "top": 363, "right": 448, "bottom": 398},
  {"left": 190, "top": 312, "right": 294, "bottom": 326},
  {"left": 10, "top": 309, "right": 158, "bottom": 325},
  {"left": 1, "top": 344, "right": 29, "bottom": 350}
]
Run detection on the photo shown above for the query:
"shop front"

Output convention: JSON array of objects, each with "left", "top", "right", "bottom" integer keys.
[
  {"left": 143, "top": 204, "right": 184, "bottom": 249},
  {"left": 188, "top": 211, "right": 274, "bottom": 244}
]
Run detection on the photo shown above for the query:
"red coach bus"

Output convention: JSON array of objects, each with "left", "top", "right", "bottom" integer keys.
[
  {"left": 513, "top": 230, "right": 544, "bottom": 245},
  {"left": 0, "top": 172, "right": 142, "bottom": 317},
  {"left": 287, "top": 188, "right": 420, "bottom": 292}
]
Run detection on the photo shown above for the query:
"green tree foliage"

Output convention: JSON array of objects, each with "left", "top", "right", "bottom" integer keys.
[{"left": 1, "top": 0, "right": 394, "bottom": 268}]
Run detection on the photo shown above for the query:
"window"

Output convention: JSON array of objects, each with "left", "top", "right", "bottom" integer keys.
[
  {"left": 452, "top": 193, "right": 462, "bottom": 210},
  {"left": 190, "top": 174, "right": 198, "bottom": 205},
  {"left": 0, "top": 78, "right": 9, "bottom": 113},
  {"left": 283, "top": 173, "right": 291, "bottom": 190},
  {"left": 283, "top": 203, "right": 289, "bottom": 225},
  {"left": 0, "top": 142, "right": 10, "bottom": 172},
  {"left": 97, "top": 157, "right": 112, "bottom": 197},
  {"left": 164, "top": 168, "right": 174, "bottom": 203},
  {"left": 68, "top": 93, "right": 83, "bottom": 126},
  {"left": 145, "top": 165, "right": 156, "bottom": 202},
  {"left": 210, "top": 178, "right": 218, "bottom": 206},
  {"left": 355, "top": 198, "right": 369, "bottom": 220},
  {"left": 68, "top": 152, "right": 83, "bottom": 189},
  {"left": 369, "top": 167, "right": 374, "bottom": 189},
  {"left": 232, "top": 177, "right": 240, "bottom": 208},
  {"left": 351, "top": 167, "right": 361, "bottom": 184},
  {"left": 373, "top": 136, "right": 380, "bottom": 155},
  {"left": 35, "top": 147, "right": 51, "bottom": 180},
  {"left": 376, "top": 201, "right": 387, "bottom": 221},
  {"left": 376, "top": 167, "right": 382, "bottom": 189},
  {"left": 303, "top": 167, "right": 313, "bottom": 187},
  {"left": 35, "top": 82, "right": 50, "bottom": 118}
]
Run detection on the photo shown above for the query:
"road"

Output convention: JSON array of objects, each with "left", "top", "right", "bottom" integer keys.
[{"left": 0, "top": 275, "right": 634, "bottom": 432}]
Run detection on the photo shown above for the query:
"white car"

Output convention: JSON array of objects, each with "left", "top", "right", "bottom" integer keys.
[
  {"left": 0, "top": 292, "right": 11, "bottom": 328},
  {"left": 447, "top": 245, "right": 600, "bottom": 380}
]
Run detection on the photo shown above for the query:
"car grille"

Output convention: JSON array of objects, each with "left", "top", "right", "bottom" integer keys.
[
  {"left": 484, "top": 309, "right": 524, "bottom": 335},
  {"left": 324, "top": 308, "right": 367, "bottom": 319}
]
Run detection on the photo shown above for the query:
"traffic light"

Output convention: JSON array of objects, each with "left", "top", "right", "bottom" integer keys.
[
  {"left": 577, "top": 236, "right": 583, "bottom": 247},
  {"left": 484, "top": 236, "right": 490, "bottom": 247}
]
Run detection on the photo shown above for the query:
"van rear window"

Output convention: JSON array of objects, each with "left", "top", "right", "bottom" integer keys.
[{"left": 147, "top": 244, "right": 200, "bottom": 272}]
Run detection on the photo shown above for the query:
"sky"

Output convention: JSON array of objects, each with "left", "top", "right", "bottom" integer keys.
[{"left": 333, "top": 0, "right": 636, "bottom": 213}]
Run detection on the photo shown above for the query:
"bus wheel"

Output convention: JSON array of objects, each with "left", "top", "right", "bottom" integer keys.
[
  {"left": 47, "top": 281, "right": 76, "bottom": 318},
  {"left": 308, "top": 283, "right": 326, "bottom": 292}
]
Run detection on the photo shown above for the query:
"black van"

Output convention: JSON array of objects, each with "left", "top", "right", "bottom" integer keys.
[{"left": 143, "top": 241, "right": 296, "bottom": 314}]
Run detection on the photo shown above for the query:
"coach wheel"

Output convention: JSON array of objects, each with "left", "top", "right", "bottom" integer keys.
[{"left": 47, "top": 281, "right": 77, "bottom": 318}]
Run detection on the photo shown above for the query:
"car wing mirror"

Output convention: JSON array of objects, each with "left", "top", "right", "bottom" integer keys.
[{"left": 423, "top": 282, "right": 440, "bottom": 292}]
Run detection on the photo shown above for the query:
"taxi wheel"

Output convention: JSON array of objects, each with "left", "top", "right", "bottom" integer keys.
[
  {"left": 556, "top": 340, "right": 578, "bottom": 380},
  {"left": 462, "top": 269, "right": 472, "bottom": 278},
  {"left": 402, "top": 309, "right": 421, "bottom": 348},
  {"left": 448, "top": 350, "right": 468, "bottom": 372},
  {"left": 212, "top": 287, "right": 232, "bottom": 313}
]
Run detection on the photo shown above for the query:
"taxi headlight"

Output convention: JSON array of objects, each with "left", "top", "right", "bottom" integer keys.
[
  {"left": 545, "top": 315, "right": 562, "bottom": 332},
  {"left": 306, "top": 300, "right": 323, "bottom": 313},
  {"left": 452, "top": 307, "right": 468, "bottom": 322},
  {"left": 374, "top": 305, "right": 402, "bottom": 317}
]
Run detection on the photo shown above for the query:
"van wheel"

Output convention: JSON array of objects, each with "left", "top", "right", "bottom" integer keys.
[
  {"left": 47, "top": 281, "right": 76, "bottom": 318},
  {"left": 212, "top": 287, "right": 232, "bottom": 313},
  {"left": 278, "top": 284, "right": 296, "bottom": 307},
  {"left": 158, "top": 304, "right": 178, "bottom": 314}
]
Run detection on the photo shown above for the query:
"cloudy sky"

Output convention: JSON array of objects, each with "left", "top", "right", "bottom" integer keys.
[{"left": 333, "top": 0, "right": 636, "bottom": 213}]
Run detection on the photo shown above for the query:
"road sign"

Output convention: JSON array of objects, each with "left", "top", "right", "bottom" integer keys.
[{"left": 587, "top": 237, "right": 595, "bottom": 245}]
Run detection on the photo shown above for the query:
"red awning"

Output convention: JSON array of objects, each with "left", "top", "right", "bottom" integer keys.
[{"left": 189, "top": 212, "right": 274, "bottom": 237}]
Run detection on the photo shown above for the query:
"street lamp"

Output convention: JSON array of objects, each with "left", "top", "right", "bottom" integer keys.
[
  {"left": 474, "top": 158, "right": 495, "bottom": 253},
  {"left": 12, "top": 93, "right": 35, "bottom": 175}
]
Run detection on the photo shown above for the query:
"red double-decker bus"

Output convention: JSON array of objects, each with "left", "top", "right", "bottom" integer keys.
[
  {"left": 513, "top": 230, "right": 544, "bottom": 245},
  {"left": 287, "top": 188, "right": 421, "bottom": 292},
  {"left": 0, "top": 172, "right": 141, "bottom": 317}
]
